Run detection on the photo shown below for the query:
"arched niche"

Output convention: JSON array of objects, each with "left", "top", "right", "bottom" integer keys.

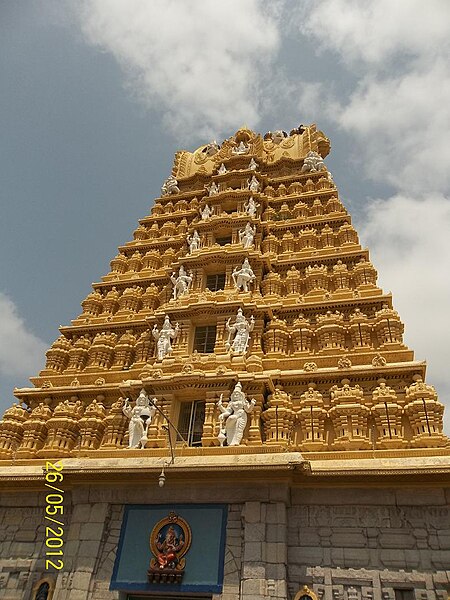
[
  {"left": 31, "top": 577, "right": 55, "bottom": 600},
  {"left": 294, "top": 584, "right": 318, "bottom": 600}
]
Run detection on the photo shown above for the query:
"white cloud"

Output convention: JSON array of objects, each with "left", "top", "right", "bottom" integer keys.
[
  {"left": 296, "top": 0, "right": 450, "bottom": 194},
  {"left": 76, "top": 0, "right": 282, "bottom": 141},
  {"left": 359, "top": 194, "right": 450, "bottom": 432},
  {"left": 0, "top": 293, "right": 47, "bottom": 378},
  {"left": 299, "top": 0, "right": 450, "bottom": 67}
]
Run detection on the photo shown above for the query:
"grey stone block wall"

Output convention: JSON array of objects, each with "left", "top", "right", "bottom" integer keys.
[{"left": 0, "top": 484, "right": 449, "bottom": 599}]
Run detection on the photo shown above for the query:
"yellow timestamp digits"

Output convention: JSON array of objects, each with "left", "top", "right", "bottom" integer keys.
[{"left": 44, "top": 460, "right": 65, "bottom": 570}]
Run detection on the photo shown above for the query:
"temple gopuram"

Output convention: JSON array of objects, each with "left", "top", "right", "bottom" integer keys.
[{"left": 0, "top": 125, "right": 449, "bottom": 600}]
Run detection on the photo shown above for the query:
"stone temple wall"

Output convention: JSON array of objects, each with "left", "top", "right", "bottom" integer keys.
[{"left": 0, "top": 484, "right": 449, "bottom": 600}]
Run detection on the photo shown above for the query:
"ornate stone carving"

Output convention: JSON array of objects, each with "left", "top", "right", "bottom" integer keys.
[
  {"left": 243, "top": 196, "right": 260, "bottom": 218},
  {"left": 371, "top": 381, "right": 404, "bottom": 448},
  {"left": 170, "top": 265, "right": 193, "bottom": 300},
  {"left": 152, "top": 315, "right": 179, "bottom": 360},
  {"left": 123, "top": 389, "right": 157, "bottom": 449},
  {"left": 200, "top": 203, "right": 214, "bottom": 220},
  {"left": 404, "top": 375, "right": 446, "bottom": 446},
  {"left": 0, "top": 403, "right": 28, "bottom": 458},
  {"left": 316, "top": 311, "right": 346, "bottom": 352},
  {"left": 263, "top": 316, "right": 289, "bottom": 355},
  {"left": 329, "top": 381, "right": 370, "bottom": 449},
  {"left": 187, "top": 230, "right": 201, "bottom": 254},
  {"left": 206, "top": 181, "right": 219, "bottom": 196},
  {"left": 232, "top": 258, "right": 256, "bottom": 292},
  {"left": 248, "top": 175, "right": 260, "bottom": 192},
  {"left": 217, "top": 382, "right": 256, "bottom": 446},
  {"left": 232, "top": 140, "right": 249, "bottom": 154},
  {"left": 301, "top": 150, "right": 326, "bottom": 173},
  {"left": 161, "top": 175, "right": 180, "bottom": 196},
  {"left": 238, "top": 222, "right": 256, "bottom": 249},
  {"left": 373, "top": 304, "right": 404, "bottom": 346},
  {"left": 225, "top": 308, "right": 254, "bottom": 354},
  {"left": 218, "top": 163, "right": 227, "bottom": 174},
  {"left": 297, "top": 384, "right": 327, "bottom": 450},
  {"left": 348, "top": 308, "right": 372, "bottom": 349},
  {"left": 261, "top": 388, "right": 294, "bottom": 445},
  {"left": 291, "top": 315, "right": 314, "bottom": 354}
]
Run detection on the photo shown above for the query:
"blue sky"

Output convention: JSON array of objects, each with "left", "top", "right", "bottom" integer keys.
[{"left": 1, "top": 0, "right": 449, "bottom": 431}]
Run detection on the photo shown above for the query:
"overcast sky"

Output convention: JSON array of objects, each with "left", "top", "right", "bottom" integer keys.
[{"left": 1, "top": 0, "right": 449, "bottom": 432}]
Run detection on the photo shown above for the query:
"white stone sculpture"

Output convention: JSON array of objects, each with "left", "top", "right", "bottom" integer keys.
[
  {"left": 170, "top": 265, "right": 193, "bottom": 300},
  {"left": 204, "top": 140, "right": 219, "bottom": 156},
  {"left": 152, "top": 315, "right": 179, "bottom": 360},
  {"left": 217, "top": 382, "right": 256, "bottom": 446},
  {"left": 187, "top": 230, "right": 201, "bottom": 253},
  {"left": 238, "top": 222, "right": 256, "bottom": 249},
  {"left": 248, "top": 175, "right": 260, "bottom": 192},
  {"left": 248, "top": 158, "right": 258, "bottom": 170},
  {"left": 200, "top": 203, "right": 214, "bottom": 220},
  {"left": 271, "top": 130, "right": 285, "bottom": 144},
  {"left": 206, "top": 181, "right": 219, "bottom": 196},
  {"left": 232, "top": 258, "right": 256, "bottom": 292},
  {"left": 225, "top": 308, "right": 255, "bottom": 354},
  {"left": 218, "top": 163, "right": 227, "bottom": 175},
  {"left": 243, "top": 196, "right": 260, "bottom": 218},
  {"left": 301, "top": 150, "right": 326, "bottom": 173},
  {"left": 161, "top": 175, "right": 180, "bottom": 196},
  {"left": 122, "top": 389, "right": 157, "bottom": 449},
  {"left": 232, "top": 141, "right": 250, "bottom": 154}
]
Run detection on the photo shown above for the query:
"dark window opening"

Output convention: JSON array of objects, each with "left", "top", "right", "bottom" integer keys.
[
  {"left": 215, "top": 235, "right": 232, "bottom": 246},
  {"left": 193, "top": 325, "right": 217, "bottom": 353},
  {"left": 394, "top": 590, "right": 415, "bottom": 600},
  {"left": 178, "top": 401, "right": 206, "bottom": 446},
  {"left": 206, "top": 273, "right": 226, "bottom": 291}
]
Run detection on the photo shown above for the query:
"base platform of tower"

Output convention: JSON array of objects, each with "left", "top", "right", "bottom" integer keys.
[{"left": 0, "top": 125, "right": 449, "bottom": 600}]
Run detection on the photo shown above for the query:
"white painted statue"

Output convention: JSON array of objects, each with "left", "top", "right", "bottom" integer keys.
[
  {"left": 161, "top": 175, "right": 180, "bottom": 196},
  {"left": 232, "top": 258, "right": 256, "bottom": 292},
  {"left": 187, "top": 230, "right": 201, "bottom": 253},
  {"left": 205, "top": 140, "right": 219, "bottom": 156},
  {"left": 301, "top": 150, "right": 326, "bottom": 173},
  {"left": 238, "top": 222, "right": 256, "bottom": 249},
  {"left": 217, "top": 382, "right": 256, "bottom": 446},
  {"left": 122, "top": 389, "right": 157, "bottom": 449},
  {"left": 243, "top": 196, "right": 260, "bottom": 218},
  {"left": 200, "top": 203, "right": 214, "bottom": 220},
  {"left": 271, "top": 130, "right": 285, "bottom": 144},
  {"left": 248, "top": 158, "right": 258, "bottom": 170},
  {"left": 152, "top": 315, "right": 179, "bottom": 360},
  {"left": 206, "top": 181, "right": 219, "bottom": 197},
  {"left": 170, "top": 265, "right": 193, "bottom": 300},
  {"left": 248, "top": 175, "right": 260, "bottom": 192},
  {"left": 218, "top": 163, "right": 227, "bottom": 175},
  {"left": 225, "top": 308, "right": 255, "bottom": 354},
  {"left": 232, "top": 140, "right": 249, "bottom": 155}
]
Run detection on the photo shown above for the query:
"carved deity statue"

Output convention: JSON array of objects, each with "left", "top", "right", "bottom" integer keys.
[
  {"left": 301, "top": 150, "right": 326, "bottom": 173},
  {"left": 238, "top": 222, "right": 256, "bottom": 249},
  {"left": 161, "top": 175, "right": 180, "bottom": 196},
  {"left": 225, "top": 308, "right": 255, "bottom": 354},
  {"left": 271, "top": 130, "right": 285, "bottom": 144},
  {"left": 217, "top": 382, "right": 256, "bottom": 446},
  {"left": 218, "top": 163, "right": 227, "bottom": 175},
  {"left": 122, "top": 389, "right": 157, "bottom": 449},
  {"left": 232, "top": 258, "right": 256, "bottom": 292},
  {"left": 205, "top": 140, "right": 219, "bottom": 156},
  {"left": 248, "top": 175, "right": 260, "bottom": 192},
  {"left": 200, "top": 203, "right": 214, "bottom": 220},
  {"left": 248, "top": 158, "right": 258, "bottom": 170},
  {"left": 243, "top": 196, "right": 260, "bottom": 218},
  {"left": 152, "top": 315, "right": 179, "bottom": 360},
  {"left": 206, "top": 181, "right": 219, "bottom": 197},
  {"left": 187, "top": 230, "right": 201, "bottom": 254},
  {"left": 170, "top": 265, "right": 193, "bottom": 300},
  {"left": 232, "top": 140, "right": 249, "bottom": 154}
]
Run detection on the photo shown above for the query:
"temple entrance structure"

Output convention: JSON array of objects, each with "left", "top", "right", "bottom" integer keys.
[{"left": 0, "top": 125, "right": 449, "bottom": 599}]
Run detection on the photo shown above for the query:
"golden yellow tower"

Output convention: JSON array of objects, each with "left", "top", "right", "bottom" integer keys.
[
  {"left": 1, "top": 125, "right": 450, "bottom": 600},
  {"left": 0, "top": 124, "right": 448, "bottom": 459}
]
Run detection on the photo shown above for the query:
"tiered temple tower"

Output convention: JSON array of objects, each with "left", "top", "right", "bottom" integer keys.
[{"left": 0, "top": 125, "right": 449, "bottom": 600}]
